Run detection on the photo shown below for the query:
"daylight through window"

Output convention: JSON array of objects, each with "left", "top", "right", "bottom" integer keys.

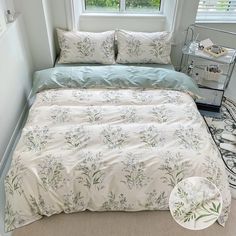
[
  {"left": 84, "top": 0, "right": 162, "bottom": 13},
  {"left": 197, "top": 0, "right": 236, "bottom": 21}
]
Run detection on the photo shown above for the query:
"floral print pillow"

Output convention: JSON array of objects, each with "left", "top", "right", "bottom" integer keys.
[
  {"left": 116, "top": 30, "right": 172, "bottom": 64},
  {"left": 57, "top": 29, "right": 115, "bottom": 64}
]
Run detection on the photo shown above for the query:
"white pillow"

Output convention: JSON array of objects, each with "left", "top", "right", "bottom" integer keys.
[
  {"left": 57, "top": 29, "right": 115, "bottom": 64},
  {"left": 116, "top": 30, "right": 172, "bottom": 64}
]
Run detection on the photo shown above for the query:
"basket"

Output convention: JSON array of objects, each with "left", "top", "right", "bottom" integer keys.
[{"left": 203, "top": 68, "right": 222, "bottom": 81}]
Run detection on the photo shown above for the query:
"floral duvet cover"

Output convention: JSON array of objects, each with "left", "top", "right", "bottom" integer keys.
[{"left": 4, "top": 66, "right": 231, "bottom": 231}]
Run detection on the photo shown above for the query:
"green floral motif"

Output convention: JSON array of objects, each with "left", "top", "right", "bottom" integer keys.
[
  {"left": 75, "top": 37, "right": 95, "bottom": 57},
  {"left": 76, "top": 152, "right": 105, "bottom": 190},
  {"left": 120, "top": 107, "right": 140, "bottom": 123},
  {"left": 86, "top": 107, "right": 103, "bottom": 123},
  {"left": 102, "top": 192, "right": 131, "bottom": 210},
  {"left": 29, "top": 194, "right": 56, "bottom": 216},
  {"left": 4, "top": 201, "right": 24, "bottom": 232},
  {"left": 144, "top": 190, "right": 168, "bottom": 210},
  {"left": 139, "top": 125, "right": 164, "bottom": 147},
  {"left": 58, "top": 35, "right": 70, "bottom": 59},
  {"left": 39, "top": 91, "right": 59, "bottom": 103},
  {"left": 65, "top": 126, "right": 90, "bottom": 149},
  {"left": 63, "top": 191, "right": 85, "bottom": 213},
  {"left": 172, "top": 187, "right": 189, "bottom": 218},
  {"left": 72, "top": 90, "right": 90, "bottom": 101},
  {"left": 102, "top": 126, "right": 128, "bottom": 149},
  {"left": 23, "top": 126, "right": 50, "bottom": 152},
  {"left": 101, "top": 35, "right": 114, "bottom": 59},
  {"left": 175, "top": 126, "right": 203, "bottom": 151},
  {"left": 121, "top": 153, "right": 150, "bottom": 189},
  {"left": 173, "top": 189, "right": 221, "bottom": 225},
  {"left": 173, "top": 201, "right": 185, "bottom": 217},
  {"left": 5, "top": 156, "right": 26, "bottom": 196},
  {"left": 149, "top": 39, "right": 166, "bottom": 58},
  {"left": 203, "top": 157, "right": 222, "bottom": 187},
  {"left": 184, "top": 105, "right": 201, "bottom": 121},
  {"left": 51, "top": 108, "right": 70, "bottom": 123},
  {"left": 103, "top": 91, "right": 121, "bottom": 104},
  {"left": 132, "top": 91, "right": 153, "bottom": 103},
  {"left": 161, "top": 91, "right": 183, "bottom": 104},
  {"left": 126, "top": 36, "right": 142, "bottom": 56},
  {"left": 151, "top": 106, "right": 169, "bottom": 123},
  {"left": 159, "top": 152, "right": 191, "bottom": 187},
  {"left": 38, "top": 155, "right": 66, "bottom": 190}
]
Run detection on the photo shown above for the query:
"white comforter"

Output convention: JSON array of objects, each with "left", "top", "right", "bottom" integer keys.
[{"left": 5, "top": 88, "right": 231, "bottom": 231}]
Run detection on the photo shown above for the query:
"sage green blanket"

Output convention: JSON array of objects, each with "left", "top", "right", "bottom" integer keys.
[{"left": 33, "top": 66, "right": 200, "bottom": 97}]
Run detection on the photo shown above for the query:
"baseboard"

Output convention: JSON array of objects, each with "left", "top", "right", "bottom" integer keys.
[{"left": 0, "top": 90, "right": 33, "bottom": 177}]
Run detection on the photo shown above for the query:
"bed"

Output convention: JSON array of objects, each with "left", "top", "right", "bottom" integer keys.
[{"left": 4, "top": 65, "right": 231, "bottom": 232}]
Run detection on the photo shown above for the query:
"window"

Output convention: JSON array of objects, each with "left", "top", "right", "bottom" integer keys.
[
  {"left": 84, "top": 0, "right": 162, "bottom": 13},
  {"left": 197, "top": 0, "right": 236, "bottom": 22}
]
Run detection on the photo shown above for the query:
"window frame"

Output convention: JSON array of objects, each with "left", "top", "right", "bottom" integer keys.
[
  {"left": 82, "top": 0, "right": 164, "bottom": 15},
  {"left": 196, "top": 0, "right": 236, "bottom": 23}
]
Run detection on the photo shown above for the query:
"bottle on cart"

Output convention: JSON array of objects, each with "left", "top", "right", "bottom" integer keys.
[
  {"left": 187, "top": 60, "right": 194, "bottom": 76},
  {"left": 6, "top": 10, "right": 14, "bottom": 23}
]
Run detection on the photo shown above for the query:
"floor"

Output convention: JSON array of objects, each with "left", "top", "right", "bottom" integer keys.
[
  {"left": 12, "top": 200, "right": 236, "bottom": 236},
  {"left": 0, "top": 70, "right": 235, "bottom": 236}
]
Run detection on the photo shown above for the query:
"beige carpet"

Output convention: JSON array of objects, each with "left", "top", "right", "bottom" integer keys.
[{"left": 13, "top": 200, "right": 236, "bottom": 236}]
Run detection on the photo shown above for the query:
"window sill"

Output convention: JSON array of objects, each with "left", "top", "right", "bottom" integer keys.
[
  {"left": 196, "top": 15, "right": 236, "bottom": 24},
  {"left": 80, "top": 12, "right": 165, "bottom": 18},
  {"left": 196, "top": 20, "right": 236, "bottom": 24}
]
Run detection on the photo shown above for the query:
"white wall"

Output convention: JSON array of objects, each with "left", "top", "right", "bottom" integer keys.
[
  {"left": 170, "top": 0, "right": 200, "bottom": 68},
  {"left": 196, "top": 23, "right": 236, "bottom": 48},
  {"left": 14, "top": 0, "right": 55, "bottom": 70},
  {"left": 0, "top": 0, "right": 14, "bottom": 12},
  {"left": 79, "top": 14, "right": 166, "bottom": 32},
  {"left": 0, "top": 15, "right": 33, "bottom": 161}
]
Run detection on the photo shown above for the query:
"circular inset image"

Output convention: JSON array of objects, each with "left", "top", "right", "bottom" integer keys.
[{"left": 169, "top": 177, "right": 222, "bottom": 230}]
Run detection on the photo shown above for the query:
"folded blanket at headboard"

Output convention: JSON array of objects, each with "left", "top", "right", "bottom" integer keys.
[{"left": 33, "top": 65, "right": 200, "bottom": 98}]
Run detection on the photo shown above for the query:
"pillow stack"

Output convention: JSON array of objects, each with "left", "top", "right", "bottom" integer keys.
[{"left": 57, "top": 29, "right": 172, "bottom": 65}]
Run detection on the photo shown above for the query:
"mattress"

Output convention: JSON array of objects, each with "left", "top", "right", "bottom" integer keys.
[{"left": 4, "top": 66, "right": 231, "bottom": 232}]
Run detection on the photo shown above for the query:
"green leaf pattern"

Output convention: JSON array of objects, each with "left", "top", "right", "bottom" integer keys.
[
  {"left": 38, "top": 155, "right": 66, "bottom": 191},
  {"left": 75, "top": 37, "right": 95, "bottom": 57},
  {"left": 116, "top": 30, "right": 171, "bottom": 64},
  {"left": 4, "top": 88, "right": 231, "bottom": 231},
  {"left": 175, "top": 126, "right": 204, "bottom": 151},
  {"left": 51, "top": 108, "right": 70, "bottom": 123},
  {"left": 57, "top": 29, "right": 115, "bottom": 64},
  {"left": 102, "top": 192, "right": 132, "bottom": 210},
  {"left": 23, "top": 126, "right": 51, "bottom": 152},
  {"left": 65, "top": 127, "right": 90, "bottom": 149},
  {"left": 139, "top": 125, "right": 165, "bottom": 147},
  {"left": 144, "top": 191, "right": 168, "bottom": 210},
  {"left": 121, "top": 153, "right": 151, "bottom": 189},
  {"left": 5, "top": 156, "right": 26, "bottom": 196},
  {"left": 75, "top": 152, "right": 105, "bottom": 190},
  {"left": 102, "top": 126, "right": 128, "bottom": 149},
  {"left": 170, "top": 178, "right": 223, "bottom": 229},
  {"left": 126, "top": 36, "right": 142, "bottom": 57},
  {"left": 159, "top": 152, "right": 191, "bottom": 187}
]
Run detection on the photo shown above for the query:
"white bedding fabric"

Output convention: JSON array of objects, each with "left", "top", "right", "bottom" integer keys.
[{"left": 5, "top": 88, "right": 231, "bottom": 231}]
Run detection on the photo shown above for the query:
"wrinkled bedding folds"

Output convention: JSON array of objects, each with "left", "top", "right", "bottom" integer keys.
[
  {"left": 32, "top": 66, "right": 200, "bottom": 97},
  {"left": 4, "top": 67, "right": 231, "bottom": 231}
]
